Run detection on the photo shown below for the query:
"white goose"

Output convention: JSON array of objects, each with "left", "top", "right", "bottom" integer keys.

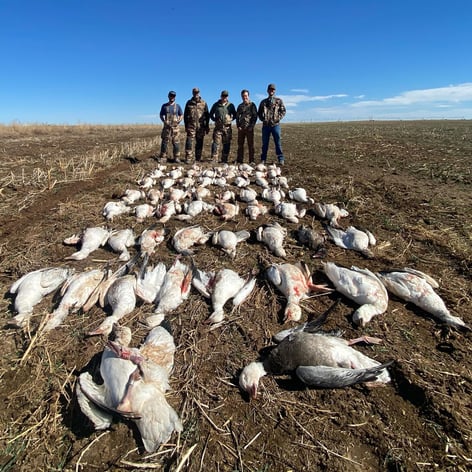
[
  {"left": 326, "top": 225, "right": 376, "bottom": 258},
  {"left": 88, "top": 274, "right": 137, "bottom": 336},
  {"left": 267, "top": 262, "right": 332, "bottom": 322},
  {"left": 313, "top": 203, "right": 349, "bottom": 228},
  {"left": 9, "top": 267, "right": 74, "bottom": 327},
  {"left": 175, "top": 200, "right": 215, "bottom": 221},
  {"left": 212, "top": 230, "right": 251, "bottom": 258},
  {"left": 245, "top": 201, "right": 269, "bottom": 221},
  {"left": 134, "top": 203, "right": 155, "bottom": 223},
  {"left": 239, "top": 188, "right": 258, "bottom": 204},
  {"left": 64, "top": 227, "right": 110, "bottom": 261},
  {"left": 107, "top": 229, "right": 136, "bottom": 261},
  {"left": 288, "top": 187, "right": 314, "bottom": 204},
  {"left": 44, "top": 269, "right": 106, "bottom": 331},
  {"left": 192, "top": 268, "right": 256, "bottom": 326},
  {"left": 214, "top": 202, "right": 239, "bottom": 221},
  {"left": 121, "top": 189, "right": 145, "bottom": 205},
  {"left": 102, "top": 201, "right": 132, "bottom": 221},
  {"left": 377, "top": 268, "right": 467, "bottom": 329},
  {"left": 149, "top": 257, "right": 192, "bottom": 327},
  {"left": 256, "top": 222, "right": 287, "bottom": 258},
  {"left": 138, "top": 228, "right": 166, "bottom": 257},
  {"left": 135, "top": 261, "right": 167, "bottom": 304},
  {"left": 172, "top": 225, "right": 211, "bottom": 255},
  {"left": 77, "top": 324, "right": 182, "bottom": 452},
  {"left": 274, "top": 202, "right": 306, "bottom": 224},
  {"left": 323, "top": 262, "right": 388, "bottom": 326}
]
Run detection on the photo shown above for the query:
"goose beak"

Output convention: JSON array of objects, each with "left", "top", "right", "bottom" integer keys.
[{"left": 107, "top": 341, "right": 145, "bottom": 364}]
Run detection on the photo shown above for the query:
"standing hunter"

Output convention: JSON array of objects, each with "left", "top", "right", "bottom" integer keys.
[
  {"left": 236, "top": 89, "right": 258, "bottom": 164},
  {"left": 258, "top": 83, "right": 286, "bottom": 165},
  {"left": 209, "top": 90, "right": 237, "bottom": 163},
  {"left": 158, "top": 90, "right": 183, "bottom": 163},
  {"left": 184, "top": 87, "right": 210, "bottom": 163}
]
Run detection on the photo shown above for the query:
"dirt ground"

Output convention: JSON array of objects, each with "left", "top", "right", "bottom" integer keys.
[{"left": 0, "top": 121, "right": 470, "bottom": 471}]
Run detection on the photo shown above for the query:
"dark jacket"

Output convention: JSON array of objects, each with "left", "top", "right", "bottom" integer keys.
[
  {"left": 184, "top": 97, "right": 210, "bottom": 131},
  {"left": 236, "top": 101, "right": 258, "bottom": 129},
  {"left": 258, "top": 96, "right": 286, "bottom": 127},
  {"left": 209, "top": 100, "right": 237, "bottom": 127}
]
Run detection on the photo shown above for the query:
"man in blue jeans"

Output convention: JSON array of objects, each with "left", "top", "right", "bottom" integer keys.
[{"left": 257, "top": 83, "right": 286, "bottom": 165}]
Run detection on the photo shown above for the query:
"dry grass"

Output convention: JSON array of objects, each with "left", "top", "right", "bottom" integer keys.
[
  {"left": 0, "top": 121, "right": 471, "bottom": 471},
  {"left": 0, "top": 124, "right": 161, "bottom": 216}
]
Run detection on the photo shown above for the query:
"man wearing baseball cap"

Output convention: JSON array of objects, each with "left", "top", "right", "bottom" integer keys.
[
  {"left": 183, "top": 87, "right": 210, "bottom": 163},
  {"left": 209, "top": 90, "right": 237, "bottom": 163},
  {"left": 158, "top": 90, "right": 183, "bottom": 163},
  {"left": 257, "top": 83, "right": 287, "bottom": 165}
]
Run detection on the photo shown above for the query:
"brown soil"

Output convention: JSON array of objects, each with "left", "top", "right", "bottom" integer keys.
[{"left": 0, "top": 122, "right": 470, "bottom": 472}]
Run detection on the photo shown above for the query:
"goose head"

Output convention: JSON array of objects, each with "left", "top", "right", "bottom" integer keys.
[{"left": 239, "top": 362, "right": 267, "bottom": 400}]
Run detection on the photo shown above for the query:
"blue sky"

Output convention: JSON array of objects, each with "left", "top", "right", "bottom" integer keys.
[{"left": 1, "top": 0, "right": 471, "bottom": 124}]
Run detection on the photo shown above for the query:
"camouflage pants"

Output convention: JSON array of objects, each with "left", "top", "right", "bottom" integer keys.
[
  {"left": 185, "top": 126, "right": 206, "bottom": 161},
  {"left": 160, "top": 124, "right": 181, "bottom": 160},
  {"left": 211, "top": 125, "right": 232, "bottom": 162},
  {"left": 237, "top": 127, "right": 255, "bottom": 163}
]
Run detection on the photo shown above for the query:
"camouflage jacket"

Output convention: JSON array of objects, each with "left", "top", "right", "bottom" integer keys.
[
  {"left": 236, "top": 101, "right": 258, "bottom": 129},
  {"left": 209, "top": 100, "right": 237, "bottom": 127},
  {"left": 184, "top": 97, "right": 210, "bottom": 130},
  {"left": 257, "top": 96, "right": 286, "bottom": 127},
  {"left": 159, "top": 102, "right": 183, "bottom": 126}
]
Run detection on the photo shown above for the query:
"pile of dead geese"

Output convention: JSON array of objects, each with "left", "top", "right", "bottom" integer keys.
[{"left": 8, "top": 160, "right": 468, "bottom": 452}]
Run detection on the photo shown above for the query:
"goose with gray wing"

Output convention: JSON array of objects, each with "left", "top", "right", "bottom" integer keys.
[{"left": 239, "top": 322, "right": 391, "bottom": 399}]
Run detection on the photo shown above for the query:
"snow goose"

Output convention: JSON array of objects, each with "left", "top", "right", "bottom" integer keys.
[
  {"left": 296, "top": 225, "right": 327, "bottom": 258},
  {"left": 313, "top": 203, "right": 349, "bottom": 228},
  {"left": 267, "top": 262, "right": 332, "bottom": 322},
  {"left": 44, "top": 268, "right": 106, "bottom": 331},
  {"left": 192, "top": 267, "right": 256, "bottom": 327},
  {"left": 107, "top": 229, "right": 136, "bottom": 261},
  {"left": 102, "top": 201, "right": 132, "bottom": 221},
  {"left": 172, "top": 225, "right": 211, "bottom": 255},
  {"left": 377, "top": 267, "right": 467, "bottom": 329},
  {"left": 274, "top": 202, "right": 306, "bottom": 224},
  {"left": 256, "top": 222, "right": 287, "bottom": 258},
  {"left": 288, "top": 187, "right": 314, "bottom": 204},
  {"left": 239, "top": 321, "right": 391, "bottom": 399},
  {"left": 77, "top": 324, "right": 182, "bottom": 452},
  {"left": 212, "top": 230, "right": 250, "bottom": 258},
  {"left": 88, "top": 274, "right": 137, "bottom": 336},
  {"left": 148, "top": 257, "right": 192, "bottom": 328},
  {"left": 9, "top": 267, "right": 74, "bottom": 327},
  {"left": 64, "top": 227, "right": 110, "bottom": 261},
  {"left": 323, "top": 262, "right": 388, "bottom": 326}
]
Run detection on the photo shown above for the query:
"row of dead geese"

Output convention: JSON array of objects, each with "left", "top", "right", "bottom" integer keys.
[{"left": 8, "top": 161, "right": 468, "bottom": 453}]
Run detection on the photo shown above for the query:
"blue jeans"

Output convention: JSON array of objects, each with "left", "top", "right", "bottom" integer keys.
[{"left": 261, "top": 124, "right": 284, "bottom": 162}]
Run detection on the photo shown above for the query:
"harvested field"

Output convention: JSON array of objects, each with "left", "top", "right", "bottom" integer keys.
[{"left": 0, "top": 121, "right": 471, "bottom": 471}]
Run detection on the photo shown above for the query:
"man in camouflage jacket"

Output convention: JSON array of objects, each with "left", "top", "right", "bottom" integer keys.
[
  {"left": 257, "top": 83, "right": 286, "bottom": 165},
  {"left": 209, "top": 90, "right": 237, "bottom": 163},
  {"left": 236, "top": 89, "right": 258, "bottom": 163},
  {"left": 184, "top": 87, "right": 210, "bottom": 163},
  {"left": 158, "top": 91, "right": 183, "bottom": 163}
]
